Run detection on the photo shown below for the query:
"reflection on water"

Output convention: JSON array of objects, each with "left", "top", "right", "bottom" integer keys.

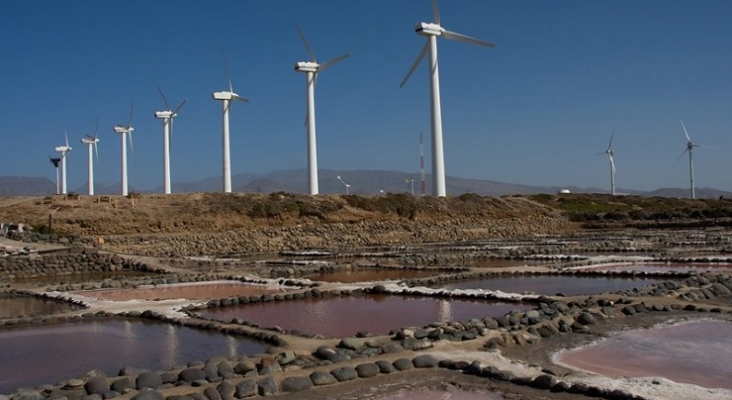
[
  {"left": 436, "top": 275, "right": 665, "bottom": 296},
  {"left": 556, "top": 319, "right": 732, "bottom": 389},
  {"left": 588, "top": 263, "right": 732, "bottom": 274},
  {"left": 304, "top": 269, "right": 441, "bottom": 283},
  {"left": 202, "top": 295, "right": 531, "bottom": 337},
  {"left": 0, "top": 319, "right": 268, "bottom": 394},
  {"left": 0, "top": 293, "right": 82, "bottom": 318},
  {"left": 74, "top": 281, "right": 289, "bottom": 301}
]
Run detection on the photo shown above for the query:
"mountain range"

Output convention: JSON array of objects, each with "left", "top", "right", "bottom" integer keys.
[{"left": 1, "top": 169, "right": 730, "bottom": 199}]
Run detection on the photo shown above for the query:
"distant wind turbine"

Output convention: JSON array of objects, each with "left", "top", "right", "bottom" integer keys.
[
  {"left": 49, "top": 156, "right": 61, "bottom": 195},
  {"left": 679, "top": 120, "right": 711, "bottom": 200},
  {"left": 400, "top": 0, "right": 495, "bottom": 197},
  {"left": 113, "top": 100, "right": 135, "bottom": 196},
  {"left": 600, "top": 129, "right": 616, "bottom": 196},
  {"left": 212, "top": 52, "right": 248, "bottom": 193},
  {"left": 155, "top": 87, "right": 187, "bottom": 195},
  {"left": 81, "top": 115, "right": 100, "bottom": 195},
  {"left": 54, "top": 132, "right": 72, "bottom": 195},
  {"left": 336, "top": 175, "right": 351, "bottom": 194},
  {"left": 294, "top": 23, "right": 350, "bottom": 195}
]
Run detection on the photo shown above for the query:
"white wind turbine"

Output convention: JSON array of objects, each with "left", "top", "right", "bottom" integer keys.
[
  {"left": 679, "top": 120, "right": 711, "bottom": 200},
  {"left": 336, "top": 175, "right": 351, "bottom": 194},
  {"left": 400, "top": 0, "right": 495, "bottom": 197},
  {"left": 113, "top": 100, "right": 135, "bottom": 196},
  {"left": 601, "top": 129, "right": 616, "bottom": 196},
  {"left": 212, "top": 52, "right": 248, "bottom": 193},
  {"left": 81, "top": 116, "right": 100, "bottom": 195},
  {"left": 155, "top": 87, "right": 187, "bottom": 195},
  {"left": 49, "top": 156, "right": 61, "bottom": 195},
  {"left": 54, "top": 132, "right": 72, "bottom": 195},
  {"left": 294, "top": 23, "right": 351, "bottom": 195}
]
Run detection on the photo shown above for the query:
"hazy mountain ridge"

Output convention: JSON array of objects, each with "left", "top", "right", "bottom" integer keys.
[{"left": 1, "top": 171, "right": 730, "bottom": 199}]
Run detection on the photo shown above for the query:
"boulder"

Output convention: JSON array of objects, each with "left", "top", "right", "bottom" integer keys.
[
  {"left": 309, "top": 371, "right": 337, "bottom": 386},
  {"left": 355, "top": 363, "right": 380, "bottom": 378},
  {"left": 85, "top": 377, "right": 111, "bottom": 395},
  {"left": 234, "top": 380, "right": 257, "bottom": 398},
  {"left": 412, "top": 355, "right": 438, "bottom": 368},
  {"left": 203, "top": 387, "right": 221, "bottom": 400},
  {"left": 131, "top": 389, "right": 163, "bottom": 400},
  {"left": 136, "top": 372, "right": 163, "bottom": 390},
  {"left": 179, "top": 368, "right": 206, "bottom": 384},
  {"left": 392, "top": 358, "right": 413, "bottom": 371},
  {"left": 216, "top": 381, "right": 236, "bottom": 400},
  {"left": 256, "top": 377, "right": 278, "bottom": 397},
  {"left": 111, "top": 378, "right": 135, "bottom": 393},
  {"left": 280, "top": 377, "right": 313, "bottom": 393},
  {"left": 330, "top": 367, "right": 358, "bottom": 382}
]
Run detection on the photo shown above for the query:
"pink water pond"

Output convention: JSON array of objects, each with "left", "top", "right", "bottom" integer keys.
[
  {"left": 0, "top": 319, "right": 268, "bottom": 394},
  {"left": 437, "top": 275, "right": 665, "bottom": 296},
  {"left": 201, "top": 295, "right": 531, "bottom": 337},
  {"left": 0, "top": 293, "right": 82, "bottom": 318},
  {"left": 73, "top": 281, "right": 289, "bottom": 301},
  {"left": 555, "top": 319, "right": 732, "bottom": 389}
]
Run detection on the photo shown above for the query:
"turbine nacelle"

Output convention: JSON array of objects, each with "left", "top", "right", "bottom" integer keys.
[
  {"left": 155, "top": 110, "right": 175, "bottom": 119},
  {"left": 55, "top": 146, "right": 71, "bottom": 153},
  {"left": 415, "top": 22, "right": 443, "bottom": 36},
  {"left": 294, "top": 61, "right": 319, "bottom": 73},
  {"left": 81, "top": 136, "right": 99, "bottom": 145},
  {"left": 212, "top": 91, "right": 248, "bottom": 102},
  {"left": 114, "top": 125, "right": 134, "bottom": 134}
]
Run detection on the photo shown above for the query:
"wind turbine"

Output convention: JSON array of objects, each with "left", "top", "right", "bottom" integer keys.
[
  {"left": 113, "top": 100, "right": 135, "bottom": 196},
  {"left": 54, "top": 132, "right": 72, "bottom": 195},
  {"left": 679, "top": 120, "right": 710, "bottom": 200},
  {"left": 400, "top": 0, "right": 495, "bottom": 197},
  {"left": 294, "top": 23, "right": 351, "bottom": 195},
  {"left": 212, "top": 52, "right": 248, "bottom": 193},
  {"left": 81, "top": 116, "right": 100, "bottom": 195},
  {"left": 336, "top": 175, "right": 351, "bottom": 194},
  {"left": 601, "top": 129, "right": 616, "bottom": 196},
  {"left": 155, "top": 87, "right": 187, "bottom": 195},
  {"left": 49, "top": 156, "right": 61, "bottom": 195}
]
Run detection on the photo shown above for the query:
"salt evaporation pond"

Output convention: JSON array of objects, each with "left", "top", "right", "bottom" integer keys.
[
  {"left": 555, "top": 319, "right": 732, "bottom": 390},
  {"left": 201, "top": 295, "right": 532, "bottom": 337},
  {"left": 0, "top": 319, "right": 268, "bottom": 394},
  {"left": 73, "top": 281, "right": 289, "bottom": 301},
  {"left": 585, "top": 263, "right": 732, "bottom": 274},
  {"left": 374, "top": 388, "right": 506, "bottom": 400},
  {"left": 303, "top": 268, "right": 442, "bottom": 283},
  {"left": 4, "top": 271, "right": 156, "bottom": 286},
  {"left": 436, "top": 275, "right": 665, "bottom": 296},
  {"left": 0, "top": 293, "right": 82, "bottom": 318}
]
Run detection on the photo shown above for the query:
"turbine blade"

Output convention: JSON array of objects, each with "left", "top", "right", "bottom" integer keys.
[
  {"left": 441, "top": 29, "right": 496, "bottom": 48},
  {"left": 607, "top": 128, "right": 615, "bottom": 150},
  {"left": 295, "top": 23, "right": 317, "bottom": 62},
  {"left": 64, "top": 130, "right": 69, "bottom": 147},
  {"left": 431, "top": 0, "right": 441, "bottom": 24},
  {"left": 128, "top": 98, "right": 135, "bottom": 127},
  {"left": 94, "top": 141, "right": 99, "bottom": 162},
  {"left": 609, "top": 155, "right": 616, "bottom": 174},
  {"left": 128, "top": 132, "right": 134, "bottom": 156},
  {"left": 680, "top": 119, "right": 691, "bottom": 142},
  {"left": 157, "top": 86, "right": 172, "bottom": 111},
  {"left": 170, "top": 118, "right": 174, "bottom": 146},
  {"left": 223, "top": 50, "right": 234, "bottom": 93},
  {"left": 675, "top": 148, "right": 689, "bottom": 164},
  {"left": 400, "top": 41, "right": 430, "bottom": 88},
  {"left": 173, "top": 98, "right": 188, "bottom": 115},
  {"left": 94, "top": 114, "right": 99, "bottom": 139},
  {"left": 232, "top": 94, "right": 249, "bottom": 103},
  {"left": 319, "top": 53, "right": 351, "bottom": 71}
]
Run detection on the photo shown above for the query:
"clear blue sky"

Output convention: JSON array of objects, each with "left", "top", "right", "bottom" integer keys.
[{"left": 1, "top": 1, "right": 731, "bottom": 193}]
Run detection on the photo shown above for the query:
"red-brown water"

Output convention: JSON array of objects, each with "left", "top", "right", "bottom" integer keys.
[
  {"left": 73, "top": 281, "right": 289, "bottom": 301},
  {"left": 0, "top": 293, "right": 82, "bottom": 318},
  {"left": 0, "top": 319, "right": 268, "bottom": 394},
  {"left": 303, "top": 269, "right": 442, "bottom": 283},
  {"left": 586, "top": 263, "right": 732, "bottom": 274},
  {"left": 201, "top": 295, "right": 531, "bottom": 337},
  {"left": 555, "top": 319, "right": 732, "bottom": 389},
  {"left": 436, "top": 275, "right": 665, "bottom": 296}
]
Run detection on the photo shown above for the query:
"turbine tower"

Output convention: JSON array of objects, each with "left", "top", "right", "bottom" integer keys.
[
  {"left": 400, "top": 0, "right": 495, "bottom": 197},
  {"left": 49, "top": 156, "right": 61, "bottom": 195},
  {"left": 155, "top": 87, "right": 187, "bottom": 195},
  {"left": 602, "top": 129, "right": 616, "bottom": 196},
  {"left": 81, "top": 116, "right": 100, "bottom": 195},
  {"left": 54, "top": 133, "right": 72, "bottom": 195},
  {"left": 113, "top": 100, "right": 135, "bottom": 196},
  {"left": 679, "top": 120, "right": 710, "bottom": 200},
  {"left": 294, "top": 23, "right": 351, "bottom": 195},
  {"left": 212, "top": 52, "right": 248, "bottom": 193}
]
